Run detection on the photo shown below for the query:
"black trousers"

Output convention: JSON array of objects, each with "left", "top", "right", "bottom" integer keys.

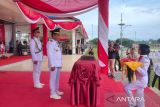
[
  {"left": 152, "top": 73, "right": 160, "bottom": 90},
  {"left": 17, "top": 48, "right": 22, "bottom": 55},
  {"left": 127, "top": 66, "right": 133, "bottom": 83},
  {"left": 147, "top": 68, "right": 151, "bottom": 86},
  {"left": 114, "top": 58, "right": 121, "bottom": 71}
]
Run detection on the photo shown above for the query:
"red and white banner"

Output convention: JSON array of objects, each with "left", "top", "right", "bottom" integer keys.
[
  {"left": 16, "top": 2, "right": 87, "bottom": 38},
  {"left": 18, "top": 0, "right": 97, "bottom": 16},
  {"left": 16, "top": 1, "right": 41, "bottom": 23},
  {"left": 57, "top": 22, "right": 81, "bottom": 31},
  {"left": 98, "top": 0, "right": 109, "bottom": 74},
  {"left": 42, "top": 16, "right": 56, "bottom": 30}
]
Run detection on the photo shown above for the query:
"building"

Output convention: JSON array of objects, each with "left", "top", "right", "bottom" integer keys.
[{"left": 0, "top": 0, "right": 87, "bottom": 55}]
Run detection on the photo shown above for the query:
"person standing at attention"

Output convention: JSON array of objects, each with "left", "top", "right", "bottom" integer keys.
[
  {"left": 47, "top": 28, "right": 64, "bottom": 99},
  {"left": 30, "top": 27, "right": 44, "bottom": 88}
]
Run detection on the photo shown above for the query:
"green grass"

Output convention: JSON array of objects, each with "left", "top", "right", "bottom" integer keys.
[{"left": 86, "top": 47, "right": 159, "bottom": 90}]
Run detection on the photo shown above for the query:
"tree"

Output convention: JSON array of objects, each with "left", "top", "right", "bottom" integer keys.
[
  {"left": 116, "top": 38, "right": 134, "bottom": 48},
  {"left": 157, "top": 38, "right": 160, "bottom": 43},
  {"left": 89, "top": 38, "right": 98, "bottom": 45}
]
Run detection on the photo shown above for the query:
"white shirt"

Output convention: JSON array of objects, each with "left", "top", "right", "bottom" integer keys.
[
  {"left": 150, "top": 51, "right": 160, "bottom": 76},
  {"left": 136, "top": 55, "right": 150, "bottom": 87},
  {"left": 47, "top": 39, "right": 62, "bottom": 68},
  {"left": 30, "top": 37, "right": 43, "bottom": 61},
  {"left": 153, "top": 64, "right": 160, "bottom": 76}
]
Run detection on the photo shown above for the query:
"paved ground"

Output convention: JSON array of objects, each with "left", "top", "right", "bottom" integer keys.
[{"left": 0, "top": 55, "right": 81, "bottom": 72}]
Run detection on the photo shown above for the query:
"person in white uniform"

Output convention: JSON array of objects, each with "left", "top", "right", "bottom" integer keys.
[
  {"left": 30, "top": 27, "right": 44, "bottom": 88},
  {"left": 47, "top": 28, "right": 64, "bottom": 99},
  {"left": 152, "top": 51, "right": 160, "bottom": 90},
  {"left": 124, "top": 44, "right": 150, "bottom": 107}
]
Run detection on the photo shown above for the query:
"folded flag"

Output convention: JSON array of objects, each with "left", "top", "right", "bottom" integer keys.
[
  {"left": 124, "top": 61, "right": 143, "bottom": 72},
  {"left": 120, "top": 58, "right": 135, "bottom": 66}
]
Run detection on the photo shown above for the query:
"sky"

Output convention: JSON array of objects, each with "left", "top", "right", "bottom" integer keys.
[{"left": 76, "top": 0, "right": 160, "bottom": 41}]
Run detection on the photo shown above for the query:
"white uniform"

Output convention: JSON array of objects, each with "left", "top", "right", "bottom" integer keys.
[
  {"left": 30, "top": 37, "right": 43, "bottom": 87},
  {"left": 47, "top": 39, "right": 62, "bottom": 95},
  {"left": 124, "top": 55, "right": 150, "bottom": 107},
  {"left": 153, "top": 64, "right": 160, "bottom": 76}
]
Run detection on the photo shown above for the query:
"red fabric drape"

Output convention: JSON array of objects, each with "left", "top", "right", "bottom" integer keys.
[
  {"left": 19, "top": 0, "right": 97, "bottom": 13},
  {"left": 0, "top": 24, "right": 5, "bottom": 42},
  {"left": 69, "top": 59, "right": 100, "bottom": 106},
  {"left": 16, "top": 2, "right": 86, "bottom": 33},
  {"left": 16, "top": 2, "right": 41, "bottom": 23},
  {"left": 16, "top": 2, "right": 88, "bottom": 38},
  {"left": 42, "top": 24, "right": 48, "bottom": 56},
  {"left": 57, "top": 22, "right": 81, "bottom": 30},
  {"left": 31, "top": 23, "right": 37, "bottom": 38},
  {"left": 42, "top": 16, "right": 56, "bottom": 30}
]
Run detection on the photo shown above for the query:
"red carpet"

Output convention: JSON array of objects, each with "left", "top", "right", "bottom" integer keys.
[
  {"left": 0, "top": 71, "right": 160, "bottom": 107},
  {"left": 0, "top": 56, "right": 31, "bottom": 66}
]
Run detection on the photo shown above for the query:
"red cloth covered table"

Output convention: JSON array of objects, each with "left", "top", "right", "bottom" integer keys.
[{"left": 69, "top": 59, "right": 101, "bottom": 107}]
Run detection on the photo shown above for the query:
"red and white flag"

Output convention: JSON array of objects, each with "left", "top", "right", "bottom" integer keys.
[{"left": 98, "top": 0, "right": 109, "bottom": 74}]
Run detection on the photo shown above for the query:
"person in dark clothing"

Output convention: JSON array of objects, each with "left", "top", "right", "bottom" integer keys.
[
  {"left": 68, "top": 45, "right": 72, "bottom": 54},
  {"left": 108, "top": 41, "right": 116, "bottom": 78},
  {"left": 114, "top": 43, "right": 121, "bottom": 71},
  {"left": 65, "top": 45, "right": 68, "bottom": 55},
  {"left": 17, "top": 42, "right": 23, "bottom": 55},
  {"left": 81, "top": 44, "right": 85, "bottom": 54},
  {"left": 152, "top": 73, "right": 160, "bottom": 90},
  {"left": 9, "top": 40, "right": 14, "bottom": 53},
  {"left": 147, "top": 58, "right": 153, "bottom": 87},
  {"left": 88, "top": 46, "right": 94, "bottom": 56}
]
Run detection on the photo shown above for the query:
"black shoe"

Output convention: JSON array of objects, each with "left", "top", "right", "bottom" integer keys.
[
  {"left": 108, "top": 74, "right": 112, "bottom": 78},
  {"left": 108, "top": 73, "right": 113, "bottom": 78},
  {"left": 111, "top": 74, "right": 115, "bottom": 79}
]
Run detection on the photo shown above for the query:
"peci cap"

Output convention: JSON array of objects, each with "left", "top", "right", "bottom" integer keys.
[
  {"left": 32, "top": 27, "right": 39, "bottom": 33},
  {"left": 50, "top": 28, "right": 61, "bottom": 35}
]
